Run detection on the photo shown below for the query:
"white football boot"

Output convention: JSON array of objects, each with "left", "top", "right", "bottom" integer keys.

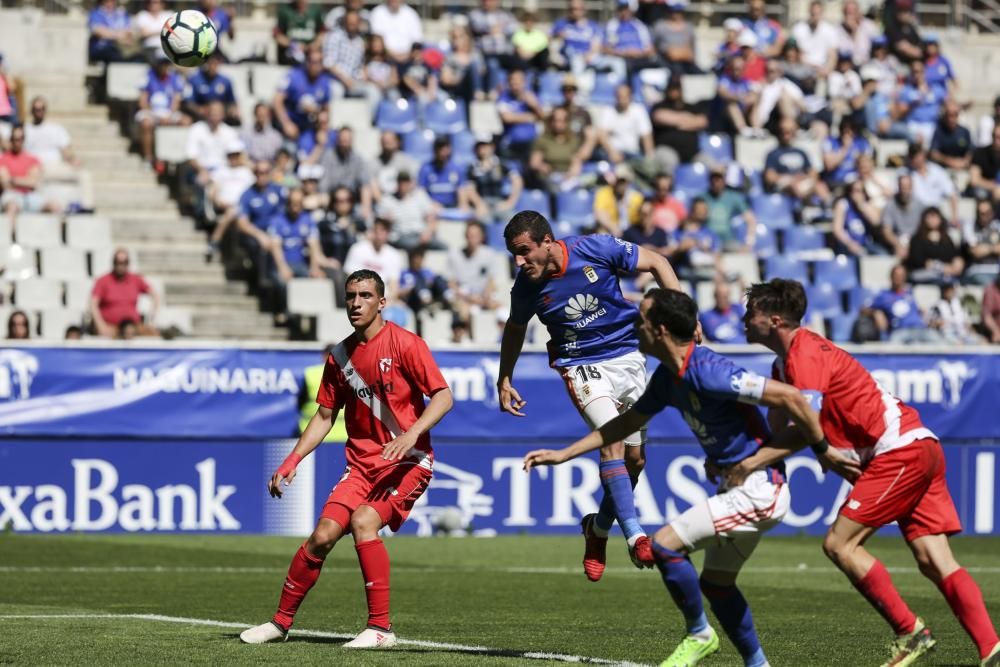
[
  {"left": 342, "top": 627, "right": 397, "bottom": 649},
  {"left": 239, "top": 621, "right": 288, "bottom": 644}
]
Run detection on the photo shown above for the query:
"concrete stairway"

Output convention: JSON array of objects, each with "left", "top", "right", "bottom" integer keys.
[{"left": 26, "top": 74, "right": 287, "bottom": 340}]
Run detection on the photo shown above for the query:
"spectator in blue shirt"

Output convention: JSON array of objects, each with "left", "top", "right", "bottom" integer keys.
[
  {"left": 88, "top": 0, "right": 134, "bottom": 63},
  {"left": 235, "top": 161, "right": 286, "bottom": 288},
  {"left": 399, "top": 245, "right": 454, "bottom": 326},
  {"left": 183, "top": 52, "right": 240, "bottom": 124},
  {"left": 899, "top": 59, "right": 947, "bottom": 148},
  {"left": 922, "top": 34, "right": 956, "bottom": 96},
  {"left": 199, "top": 0, "right": 235, "bottom": 57},
  {"left": 418, "top": 136, "right": 468, "bottom": 209},
  {"left": 598, "top": 0, "right": 657, "bottom": 80},
  {"left": 865, "top": 264, "right": 944, "bottom": 343},
  {"left": 742, "top": 0, "right": 787, "bottom": 58},
  {"left": 700, "top": 279, "right": 747, "bottom": 343},
  {"left": 822, "top": 117, "right": 872, "bottom": 187},
  {"left": 550, "top": 0, "right": 602, "bottom": 76},
  {"left": 861, "top": 65, "right": 909, "bottom": 140},
  {"left": 764, "top": 117, "right": 830, "bottom": 206},
  {"left": 672, "top": 197, "right": 720, "bottom": 282},
  {"left": 134, "top": 57, "right": 188, "bottom": 167},
  {"left": 273, "top": 48, "right": 333, "bottom": 140},
  {"left": 496, "top": 69, "right": 544, "bottom": 164},
  {"left": 929, "top": 100, "right": 973, "bottom": 171}
]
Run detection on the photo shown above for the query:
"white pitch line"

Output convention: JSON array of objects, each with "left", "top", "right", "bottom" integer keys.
[{"left": 0, "top": 613, "right": 650, "bottom": 666}]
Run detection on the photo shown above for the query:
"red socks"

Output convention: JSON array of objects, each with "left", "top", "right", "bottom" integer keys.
[
  {"left": 855, "top": 560, "right": 918, "bottom": 636},
  {"left": 273, "top": 544, "right": 325, "bottom": 631},
  {"left": 938, "top": 568, "right": 1000, "bottom": 658},
  {"left": 355, "top": 538, "right": 391, "bottom": 631}
]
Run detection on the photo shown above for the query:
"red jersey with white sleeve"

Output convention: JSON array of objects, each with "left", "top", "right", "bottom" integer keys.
[
  {"left": 772, "top": 328, "right": 936, "bottom": 466},
  {"left": 315, "top": 322, "right": 449, "bottom": 477}
]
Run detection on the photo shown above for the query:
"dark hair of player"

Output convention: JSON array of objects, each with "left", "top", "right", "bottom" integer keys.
[
  {"left": 345, "top": 270, "right": 385, "bottom": 297},
  {"left": 644, "top": 288, "right": 698, "bottom": 341},
  {"left": 504, "top": 210, "right": 553, "bottom": 246},
  {"left": 745, "top": 279, "right": 807, "bottom": 325}
]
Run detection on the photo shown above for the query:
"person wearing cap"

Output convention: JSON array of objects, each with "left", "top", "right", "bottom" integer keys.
[
  {"left": 205, "top": 139, "right": 256, "bottom": 261},
  {"left": 598, "top": 0, "right": 657, "bottom": 80},
  {"left": 593, "top": 164, "right": 644, "bottom": 236},
  {"left": 713, "top": 17, "right": 744, "bottom": 73},
  {"left": 467, "top": 134, "right": 524, "bottom": 221},
  {"left": 549, "top": 0, "right": 602, "bottom": 76},
  {"left": 884, "top": 0, "right": 923, "bottom": 64},
  {"left": 595, "top": 84, "right": 654, "bottom": 177},
  {"left": 496, "top": 69, "right": 544, "bottom": 164},
  {"left": 650, "top": 77, "right": 709, "bottom": 172},
  {"left": 559, "top": 74, "right": 595, "bottom": 141},
  {"left": 135, "top": 56, "right": 188, "bottom": 168},
  {"left": 651, "top": 1, "right": 700, "bottom": 75},
  {"left": 417, "top": 136, "right": 469, "bottom": 211},
  {"left": 717, "top": 54, "right": 757, "bottom": 136},
  {"left": 376, "top": 170, "right": 441, "bottom": 251},
  {"left": 299, "top": 163, "right": 329, "bottom": 213},
  {"left": 735, "top": 30, "right": 765, "bottom": 82},
  {"left": 318, "top": 126, "right": 374, "bottom": 221},
  {"left": 704, "top": 165, "right": 757, "bottom": 251},
  {"left": 899, "top": 60, "right": 947, "bottom": 148},
  {"left": 791, "top": 1, "right": 839, "bottom": 77},
  {"left": 922, "top": 34, "right": 956, "bottom": 97},
  {"left": 183, "top": 52, "right": 240, "bottom": 125},
  {"left": 929, "top": 100, "right": 973, "bottom": 171},
  {"left": 741, "top": 0, "right": 786, "bottom": 59},
  {"left": 837, "top": 0, "right": 878, "bottom": 65}
]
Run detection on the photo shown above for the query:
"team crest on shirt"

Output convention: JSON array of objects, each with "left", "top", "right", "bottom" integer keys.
[
  {"left": 343, "top": 367, "right": 354, "bottom": 378},
  {"left": 379, "top": 358, "right": 392, "bottom": 373},
  {"left": 583, "top": 265, "right": 598, "bottom": 283}
]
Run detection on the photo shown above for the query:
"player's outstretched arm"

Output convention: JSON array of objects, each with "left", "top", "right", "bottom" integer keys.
[
  {"left": 635, "top": 245, "right": 681, "bottom": 291},
  {"left": 382, "top": 388, "right": 454, "bottom": 460},
  {"left": 524, "top": 409, "right": 651, "bottom": 470},
  {"left": 269, "top": 405, "right": 337, "bottom": 498},
  {"left": 497, "top": 319, "right": 529, "bottom": 417}
]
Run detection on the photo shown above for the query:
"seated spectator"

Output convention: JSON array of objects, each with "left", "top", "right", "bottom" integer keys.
[
  {"left": 861, "top": 63, "right": 908, "bottom": 140},
  {"left": 6, "top": 310, "right": 29, "bottom": 340},
  {"left": 206, "top": 139, "right": 255, "bottom": 260},
  {"left": 778, "top": 41, "right": 818, "bottom": 96},
  {"left": 468, "top": 0, "right": 517, "bottom": 92},
  {"left": 885, "top": 0, "right": 923, "bottom": 65},
  {"left": 717, "top": 54, "right": 757, "bottom": 136},
  {"left": 832, "top": 176, "right": 885, "bottom": 256},
  {"left": 857, "top": 152, "right": 893, "bottom": 211},
  {"left": 922, "top": 34, "right": 956, "bottom": 96},
  {"left": 199, "top": 0, "right": 235, "bottom": 56},
  {"left": 929, "top": 100, "right": 973, "bottom": 171},
  {"left": 866, "top": 264, "right": 942, "bottom": 343},
  {"left": 672, "top": 197, "right": 720, "bottom": 282},
  {"left": 361, "top": 34, "right": 399, "bottom": 105},
  {"left": 322, "top": 9, "right": 369, "bottom": 102},
  {"left": 898, "top": 60, "right": 947, "bottom": 148},
  {"left": 905, "top": 205, "right": 965, "bottom": 283},
  {"left": 274, "top": 48, "right": 333, "bottom": 140},
  {"left": 736, "top": 30, "right": 766, "bottom": 82},
  {"left": 837, "top": 0, "right": 878, "bottom": 65},
  {"left": 791, "top": 1, "right": 839, "bottom": 78},
  {"left": 549, "top": 0, "right": 601, "bottom": 76},
  {"left": 594, "top": 164, "right": 644, "bottom": 235},
  {"left": 751, "top": 59, "right": 807, "bottom": 134},
  {"left": 344, "top": 217, "right": 404, "bottom": 300},
  {"left": 272, "top": 147, "right": 300, "bottom": 188},
  {"left": 969, "top": 125, "right": 1000, "bottom": 205},
  {"left": 976, "top": 95, "right": 1000, "bottom": 148},
  {"left": 369, "top": 0, "right": 422, "bottom": 64},
  {"left": 929, "top": 280, "right": 981, "bottom": 344},
  {"left": 962, "top": 198, "right": 1000, "bottom": 285},
  {"left": 182, "top": 52, "right": 239, "bottom": 125},
  {"left": 881, "top": 172, "right": 923, "bottom": 256},
  {"left": 595, "top": 84, "right": 654, "bottom": 173},
  {"left": 649, "top": 172, "right": 687, "bottom": 234},
  {"left": 417, "top": 136, "right": 469, "bottom": 211},
  {"left": 296, "top": 107, "right": 336, "bottom": 164},
  {"left": 822, "top": 117, "right": 871, "bottom": 188},
  {"left": 399, "top": 245, "right": 453, "bottom": 327},
  {"left": 714, "top": 18, "right": 743, "bottom": 73},
  {"left": 134, "top": 0, "right": 173, "bottom": 64},
  {"left": 439, "top": 26, "right": 484, "bottom": 108},
  {"left": 371, "top": 130, "right": 417, "bottom": 200},
  {"left": 241, "top": 104, "right": 284, "bottom": 164},
  {"left": 185, "top": 100, "right": 239, "bottom": 219},
  {"left": 64, "top": 325, "right": 83, "bottom": 340},
  {"left": 622, "top": 198, "right": 671, "bottom": 258},
  {"left": 324, "top": 0, "right": 370, "bottom": 34},
  {"left": 88, "top": 0, "right": 134, "bottom": 63},
  {"left": 742, "top": 0, "right": 787, "bottom": 59},
  {"left": 399, "top": 42, "right": 438, "bottom": 105},
  {"left": 979, "top": 273, "right": 1000, "bottom": 343},
  {"left": 0, "top": 58, "right": 20, "bottom": 126},
  {"left": 826, "top": 51, "right": 865, "bottom": 121},
  {"left": 599, "top": 0, "right": 658, "bottom": 80},
  {"left": 704, "top": 165, "right": 755, "bottom": 251},
  {"left": 764, "top": 117, "right": 829, "bottom": 206},
  {"left": 650, "top": 77, "right": 709, "bottom": 173},
  {"left": 0, "top": 126, "right": 60, "bottom": 224},
  {"left": 90, "top": 248, "right": 159, "bottom": 338},
  {"left": 377, "top": 171, "right": 440, "bottom": 251},
  {"left": 275, "top": 0, "right": 326, "bottom": 66},
  {"left": 318, "top": 185, "right": 361, "bottom": 277},
  {"left": 560, "top": 75, "right": 594, "bottom": 140},
  {"left": 448, "top": 221, "right": 501, "bottom": 342},
  {"left": 298, "top": 163, "right": 328, "bottom": 213},
  {"left": 467, "top": 136, "right": 523, "bottom": 222},
  {"left": 651, "top": 1, "right": 699, "bottom": 75},
  {"left": 700, "top": 279, "right": 747, "bottom": 343},
  {"left": 235, "top": 161, "right": 286, "bottom": 288},
  {"left": 135, "top": 56, "right": 188, "bottom": 168},
  {"left": 318, "top": 126, "right": 373, "bottom": 220},
  {"left": 497, "top": 69, "right": 544, "bottom": 164},
  {"left": 24, "top": 96, "right": 79, "bottom": 171},
  {"left": 510, "top": 11, "right": 549, "bottom": 72},
  {"left": 527, "top": 106, "right": 589, "bottom": 192},
  {"left": 907, "top": 142, "right": 957, "bottom": 223}
]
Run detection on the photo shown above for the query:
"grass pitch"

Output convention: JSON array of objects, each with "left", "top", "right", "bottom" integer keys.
[{"left": 0, "top": 533, "right": 998, "bottom": 665}]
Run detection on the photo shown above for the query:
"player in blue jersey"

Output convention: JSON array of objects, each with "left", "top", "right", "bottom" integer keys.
[
  {"left": 525, "top": 288, "right": 839, "bottom": 667},
  {"left": 497, "top": 210, "right": 680, "bottom": 579}
]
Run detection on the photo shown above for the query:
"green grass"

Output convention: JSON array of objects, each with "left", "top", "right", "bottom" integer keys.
[{"left": 0, "top": 533, "right": 997, "bottom": 665}]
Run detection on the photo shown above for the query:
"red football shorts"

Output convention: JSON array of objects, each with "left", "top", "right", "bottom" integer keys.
[
  {"left": 839, "top": 438, "right": 961, "bottom": 542},
  {"left": 321, "top": 461, "right": 432, "bottom": 532}
]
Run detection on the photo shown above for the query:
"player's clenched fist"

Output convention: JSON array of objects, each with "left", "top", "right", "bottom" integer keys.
[
  {"left": 269, "top": 452, "right": 302, "bottom": 498},
  {"left": 523, "top": 449, "right": 568, "bottom": 471}
]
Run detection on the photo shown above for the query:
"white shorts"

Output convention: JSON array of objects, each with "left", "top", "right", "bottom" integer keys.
[
  {"left": 671, "top": 468, "right": 790, "bottom": 573},
  {"left": 558, "top": 350, "right": 647, "bottom": 446}
]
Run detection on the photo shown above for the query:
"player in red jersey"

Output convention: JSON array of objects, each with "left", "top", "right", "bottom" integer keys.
[
  {"left": 239, "top": 269, "right": 453, "bottom": 649},
  {"left": 730, "top": 279, "right": 999, "bottom": 667}
]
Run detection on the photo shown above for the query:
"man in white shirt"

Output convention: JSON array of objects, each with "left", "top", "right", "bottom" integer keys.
[
  {"left": 206, "top": 139, "right": 256, "bottom": 260},
  {"left": 23, "top": 96, "right": 77, "bottom": 170},
  {"left": 186, "top": 100, "right": 239, "bottom": 221},
  {"left": 836, "top": 0, "right": 878, "bottom": 65},
  {"left": 369, "top": 0, "right": 422, "bottom": 63},
  {"left": 597, "top": 84, "right": 654, "bottom": 166},
  {"left": 375, "top": 171, "right": 440, "bottom": 251},
  {"left": 448, "top": 220, "right": 501, "bottom": 342},
  {"left": 372, "top": 130, "right": 418, "bottom": 200},
  {"left": 791, "top": 0, "right": 839, "bottom": 76},
  {"left": 134, "top": 0, "right": 173, "bottom": 62},
  {"left": 907, "top": 143, "right": 958, "bottom": 223},
  {"left": 344, "top": 217, "right": 404, "bottom": 299}
]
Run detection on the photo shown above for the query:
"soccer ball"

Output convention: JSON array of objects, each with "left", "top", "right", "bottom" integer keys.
[{"left": 160, "top": 10, "right": 218, "bottom": 68}]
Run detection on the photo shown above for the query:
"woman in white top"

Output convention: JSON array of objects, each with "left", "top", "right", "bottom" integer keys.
[{"left": 134, "top": 0, "right": 174, "bottom": 63}]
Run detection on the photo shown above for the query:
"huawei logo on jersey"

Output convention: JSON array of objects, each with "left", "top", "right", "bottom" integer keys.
[{"left": 564, "top": 294, "right": 599, "bottom": 320}]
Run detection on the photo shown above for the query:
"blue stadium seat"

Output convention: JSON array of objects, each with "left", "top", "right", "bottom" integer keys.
[
  {"left": 487, "top": 221, "right": 507, "bottom": 250},
  {"left": 376, "top": 98, "right": 418, "bottom": 134},
  {"left": 764, "top": 255, "right": 809, "bottom": 283},
  {"left": 402, "top": 128, "right": 435, "bottom": 165},
  {"left": 674, "top": 162, "right": 710, "bottom": 199},
  {"left": 424, "top": 98, "right": 467, "bottom": 134},
  {"left": 827, "top": 313, "right": 855, "bottom": 343},
  {"left": 753, "top": 223, "right": 778, "bottom": 259},
  {"left": 782, "top": 225, "right": 826, "bottom": 256},
  {"left": 589, "top": 73, "right": 624, "bottom": 106},
  {"left": 516, "top": 189, "right": 551, "bottom": 218},
  {"left": 746, "top": 168, "right": 764, "bottom": 195},
  {"left": 807, "top": 282, "right": 844, "bottom": 319},
  {"left": 847, "top": 285, "right": 875, "bottom": 313},
  {"left": 537, "top": 71, "right": 565, "bottom": 107},
  {"left": 451, "top": 130, "right": 477, "bottom": 169},
  {"left": 556, "top": 188, "right": 595, "bottom": 226},
  {"left": 698, "top": 133, "right": 734, "bottom": 164},
  {"left": 814, "top": 255, "right": 859, "bottom": 292},
  {"left": 750, "top": 192, "right": 795, "bottom": 230}
]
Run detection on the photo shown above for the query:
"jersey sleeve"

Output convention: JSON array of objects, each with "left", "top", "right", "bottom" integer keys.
[
  {"left": 584, "top": 234, "right": 639, "bottom": 274},
  {"left": 315, "top": 356, "right": 346, "bottom": 411},
  {"left": 688, "top": 354, "right": 767, "bottom": 405},
  {"left": 783, "top": 336, "right": 831, "bottom": 410},
  {"left": 634, "top": 366, "right": 670, "bottom": 415},
  {"left": 401, "top": 334, "right": 450, "bottom": 397}
]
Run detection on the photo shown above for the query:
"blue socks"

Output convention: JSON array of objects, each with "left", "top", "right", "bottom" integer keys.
[
  {"left": 594, "top": 459, "right": 643, "bottom": 540},
  {"left": 652, "top": 541, "right": 710, "bottom": 635},
  {"left": 700, "top": 577, "right": 767, "bottom": 667}
]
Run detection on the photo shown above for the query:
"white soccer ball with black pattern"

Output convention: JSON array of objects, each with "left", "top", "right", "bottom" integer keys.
[{"left": 160, "top": 10, "right": 218, "bottom": 68}]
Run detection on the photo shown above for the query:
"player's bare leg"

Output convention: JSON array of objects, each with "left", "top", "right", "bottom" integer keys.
[
  {"left": 908, "top": 534, "right": 1000, "bottom": 663},
  {"left": 343, "top": 505, "right": 398, "bottom": 649},
  {"left": 240, "top": 517, "right": 347, "bottom": 643},
  {"left": 823, "top": 517, "right": 934, "bottom": 666}
]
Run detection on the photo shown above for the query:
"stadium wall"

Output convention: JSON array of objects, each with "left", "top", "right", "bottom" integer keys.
[{"left": 1, "top": 343, "right": 998, "bottom": 536}]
